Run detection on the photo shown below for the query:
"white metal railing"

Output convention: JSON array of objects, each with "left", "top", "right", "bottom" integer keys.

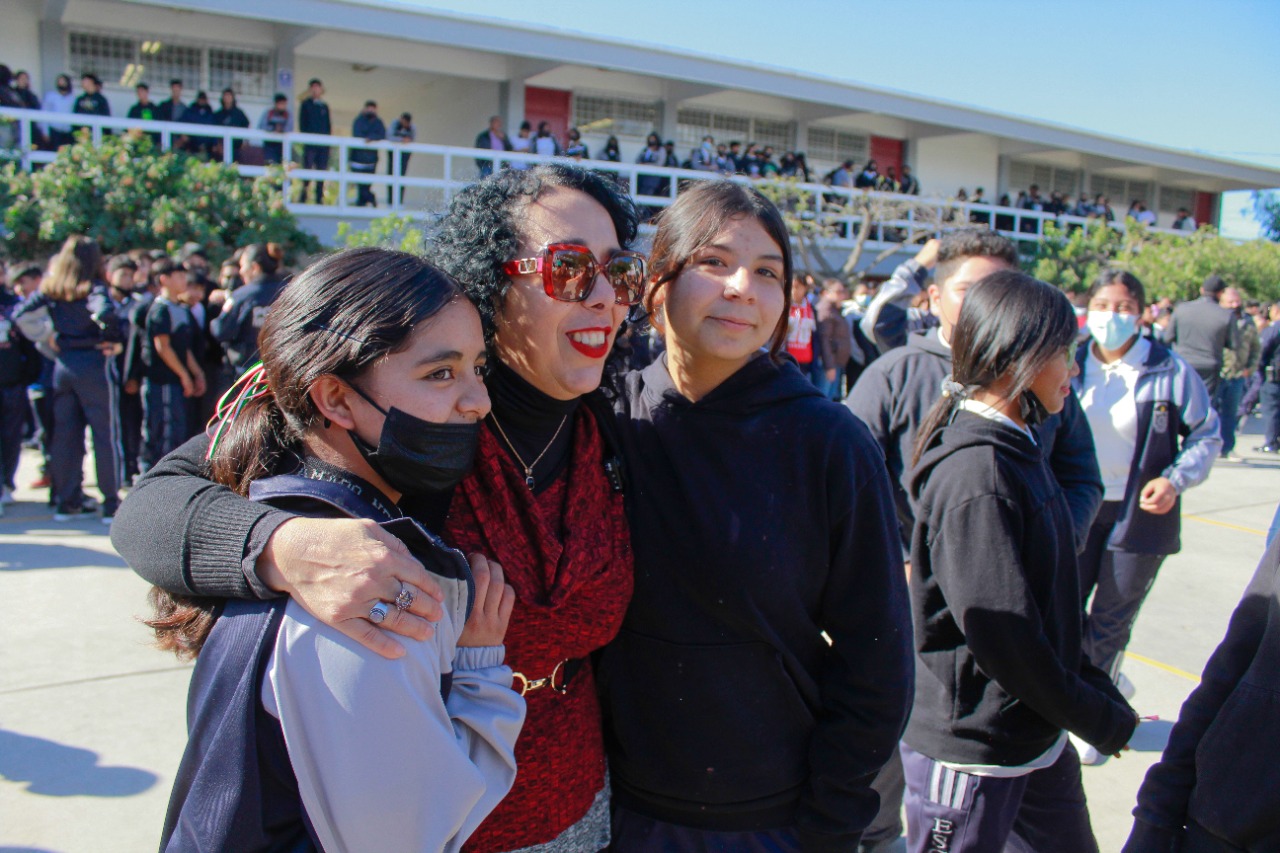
[{"left": 1, "top": 107, "right": 1195, "bottom": 250}]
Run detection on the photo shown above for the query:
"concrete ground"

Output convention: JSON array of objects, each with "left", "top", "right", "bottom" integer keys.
[{"left": 1, "top": 421, "right": 1276, "bottom": 852}]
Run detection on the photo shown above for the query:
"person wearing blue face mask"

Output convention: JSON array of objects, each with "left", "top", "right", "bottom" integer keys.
[{"left": 1071, "top": 268, "right": 1221, "bottom": 765}]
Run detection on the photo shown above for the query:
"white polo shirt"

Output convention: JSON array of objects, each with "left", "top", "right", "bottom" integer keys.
[{"left": 1078, "top": 337, "right": 1149, "bottom": 501}]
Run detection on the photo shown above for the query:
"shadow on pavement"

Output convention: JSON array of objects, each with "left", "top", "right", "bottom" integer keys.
[
  {"left": 0, "top": 728, "right": 157, "bottom": 797},
  {"left": 1127, "top": 719, "right": 1174, "bottom": 754},
  {"left": 0, "top": 542, "right": 127, "bottom": 572}
]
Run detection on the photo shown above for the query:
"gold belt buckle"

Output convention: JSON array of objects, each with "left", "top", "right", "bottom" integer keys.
[{"left": 511, "top": 659, "right": 568, "bottom": 696}]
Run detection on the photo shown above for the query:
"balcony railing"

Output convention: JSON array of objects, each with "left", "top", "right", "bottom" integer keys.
[{"left": 1, "top": 107, "right": 1192, "bottom": 251}]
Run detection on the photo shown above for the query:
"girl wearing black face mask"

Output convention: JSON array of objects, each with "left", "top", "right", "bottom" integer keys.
[
  {"left": 146, "top": 247, "right": 525, "bottom": 852},
  {"left": 901, "top": 271, "right": 1137, "bottom": 853}
]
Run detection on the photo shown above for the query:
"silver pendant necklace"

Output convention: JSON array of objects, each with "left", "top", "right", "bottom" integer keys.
[{"left": 489, "top": 412, "right": 569, "bottom": 490}]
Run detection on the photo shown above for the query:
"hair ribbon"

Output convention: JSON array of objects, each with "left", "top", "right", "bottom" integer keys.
[{"left": 205, "top": 361, "right": 273, "bottom": 460}]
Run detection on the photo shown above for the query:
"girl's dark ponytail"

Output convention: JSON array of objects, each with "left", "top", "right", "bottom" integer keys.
[
  {"left": 910, "top": 270, "right": 1076, "bottom": 468},
  {"left": 911, "top": 379, "right": 964, "bottom": 467},
  {"left": 143, "top": 391, "right": 296, "bottom": 659}
]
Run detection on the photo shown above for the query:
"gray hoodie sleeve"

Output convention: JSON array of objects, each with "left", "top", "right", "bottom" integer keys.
[
  {"left": 859, "top": 259, "right": 928, "bottom": 353},
  {"left": 1164, "top": 353, "right": 1221, "bottom": 493},
  {"left": 263, "top": 600, "right": 525, "bottom": 853}
]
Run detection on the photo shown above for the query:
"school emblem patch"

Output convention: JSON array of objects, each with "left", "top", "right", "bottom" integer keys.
[{"left": 1153, "top": 403, "right": 1169, "bottom": 434}]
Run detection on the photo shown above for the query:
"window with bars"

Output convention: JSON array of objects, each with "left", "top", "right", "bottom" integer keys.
[
  {"left": 806, "top": 127, "right": 868, "bottom": 169},
  {"left": 752, "top": 118, "right": 795, "bottom": 152},
  {"left": 68, "top": 30, "right": 272, "bottom": 96},
  {"left": 210, "top": 49, "right": 272, "bottom": 99},
  {"left": 1159, "top": 186, "right": 1196, "bottom": 214},
  {"left": 145, "top": 43, "right": 202, "bottom": 92},
  {"left": 68, "top": 32, "right": 136, "bottom": 85},
  {"left": 572, "top": 94, "right": 659, "bottom": 138},
  {"left": 676, "top": 108, "right": 795, "bottom": 155},
  {"left": 1009, "top": 161, "right": 1081, "bottom": 196},
  {"left": 1090, "top": 175, "right": 1153, "bottom": 206}
]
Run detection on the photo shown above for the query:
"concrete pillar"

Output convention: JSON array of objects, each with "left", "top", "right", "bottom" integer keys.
[
  {"left": 658, "top": 99, "right": 677, "bottom": 143},
  {"left": 501, "top": 79, "right": 523, "bottom": 134},
  {"left": 39, "top": 1, "right": 68, "bottom": 95}
]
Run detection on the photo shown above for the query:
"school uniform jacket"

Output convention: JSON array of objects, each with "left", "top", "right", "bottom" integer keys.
[
  {"left": 1072, "top": 339, "right": 1221, "bottom": 555},
  {"left": 161, "top": 471, "right": 523, "bottom": 853}
]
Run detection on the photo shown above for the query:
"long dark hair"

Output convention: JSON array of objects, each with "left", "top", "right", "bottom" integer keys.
[
  {"left": 426, "top": 163, "right": 639, "bottom": 343},
  {"left": 644, "top": 180, "right": 794, "bottom": 357},
  {"left": 146, "top": 247, "right": 466, "bottom": 658},
  {"left": 911, "top": 270, "right": 1076, "bottom": 465}
]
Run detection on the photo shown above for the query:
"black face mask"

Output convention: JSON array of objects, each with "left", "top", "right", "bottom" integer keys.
[
  {"left": 346, "top": 384, "right": 479, "bottom": 496},
  {"left": 1019, "top": 391, "right": 1050, "bottom": 428}
]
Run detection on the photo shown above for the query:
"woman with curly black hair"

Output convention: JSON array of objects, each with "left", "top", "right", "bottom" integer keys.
[{"left": 114, "top": 164, "right": 644, "bottom": 852}]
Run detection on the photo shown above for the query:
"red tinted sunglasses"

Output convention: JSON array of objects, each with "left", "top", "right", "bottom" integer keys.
[{"left": 503, "top": 243, "right": 647, "bottom": 306}]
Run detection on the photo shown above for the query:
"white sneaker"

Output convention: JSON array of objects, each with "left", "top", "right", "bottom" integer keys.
[
  {"left": 0, "top": 487, "right": 15, "bottom": 505},
  {"left": 1116, "top": 671, "right": 1137, "bottom": 701},
  {"left": 1070, "top": 732, "right": 1104, "bottom": 766}
]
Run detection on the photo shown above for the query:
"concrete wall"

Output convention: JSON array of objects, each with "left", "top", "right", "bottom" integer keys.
[
  {"left": 294, "top": 58, "right": 499, "bottom": 150},
  {"left": 914, "top": 132, "right": 1000, "bottom": 200},
  {"left": 1, "top": 0, "right": 44, "bottom": 89}
]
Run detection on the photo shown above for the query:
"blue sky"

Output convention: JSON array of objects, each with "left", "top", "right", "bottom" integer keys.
[{"left": 398, "top": 0, "right": 1278, "bottom": 238}]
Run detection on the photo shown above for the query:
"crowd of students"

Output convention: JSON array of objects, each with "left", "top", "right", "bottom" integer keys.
[
  {"left": 0, "top": 238, "right": 287, "bottom": 522},
  {"left": 4, "top": 160, "right": 1277, "bottom": 852}
]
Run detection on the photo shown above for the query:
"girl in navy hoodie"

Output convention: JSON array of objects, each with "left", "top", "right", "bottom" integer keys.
[
  {"left": 903, "top": 271, "right": 1137, "bottom": 853},
  {"left": 599, "top": 181, "right": 913, "bottom": 852}
]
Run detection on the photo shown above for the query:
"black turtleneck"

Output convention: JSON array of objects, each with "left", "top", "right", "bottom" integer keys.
[
  {"left": 483, "top": 358, "right": 580, "bottom": 494},
  {"left": 398, "top": 359, "right": 580, "bottom": 526}
]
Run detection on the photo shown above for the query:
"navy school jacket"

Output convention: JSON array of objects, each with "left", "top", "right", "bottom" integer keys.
[{"left": 160, "top": 474, "right": 472, "bottom": 852}]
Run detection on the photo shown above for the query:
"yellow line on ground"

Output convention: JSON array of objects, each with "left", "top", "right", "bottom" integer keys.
[
  {"left": 1126, "top": 652, "right": 1201, "bottom": 683},
  {"left": 1183, "top": 514, "right": 1268, "bottom": 537}
]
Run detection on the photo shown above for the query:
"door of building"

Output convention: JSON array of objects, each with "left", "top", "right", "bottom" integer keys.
[
  {"left": 525, "top": 87, "right": 571, "bottom": 147},
  {"left": 869, "top": 136, "right": 904, "bottom": 181},
  {"left": 1194, "top": 191, "right": 1217, "bottom": 229}
]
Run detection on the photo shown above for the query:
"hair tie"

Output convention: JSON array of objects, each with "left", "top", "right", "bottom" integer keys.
[
  {"left": 940, "top": 377, "right": 967, "bottom": 400},
  {"left": 205, "top": 362, "right": 273, "bottom": 460}
]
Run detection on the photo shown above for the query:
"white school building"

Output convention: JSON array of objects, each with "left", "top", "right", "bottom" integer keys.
[{"left": 4, "top": 0, "right": 1278, "bottom": 257}]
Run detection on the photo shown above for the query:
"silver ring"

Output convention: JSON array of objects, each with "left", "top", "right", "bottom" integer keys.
[
  {"left": 394, "top": 585, "right": 414, "bottom": 612},
  {"left": 368, "top": 601, "right": 391, "bottom": 624}
]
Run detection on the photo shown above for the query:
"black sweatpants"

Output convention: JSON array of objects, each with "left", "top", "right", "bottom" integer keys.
[
  {"left": 901, "top": 742, "right": 1098, "bottom": 853},
  {"left": 0, "top": 384, "right": 26, "bottom": 491},
  {"left": 1078, "top": 501, "right": 1167, "bottom": 679},
  {"left": 143, "top": 379, "right": 190, "bottom": 467},
  {"left": 50, "top": 351, "right": 122, "bottom": 513},
  {"left": 119, "top": 386, "right": 143, "bottom": 483}
]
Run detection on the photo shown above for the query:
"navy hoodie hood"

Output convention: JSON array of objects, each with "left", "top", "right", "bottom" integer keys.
[
  {"left": 638, "top": 350, "right": 824, "bottom": 415},
  {"left": 909, "top": 406, "right": 1042, "bottom": 503}
]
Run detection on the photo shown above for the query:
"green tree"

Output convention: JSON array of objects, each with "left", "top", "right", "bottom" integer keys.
[
  {"left": 1030, "top": 220, "right": 1280, "bottom": 302},
  {"left": 1252, "top": 190, "right": 1280, "bottom": 242},
  {"left": 337, "top": 213, "right": 428, "bottom": 253},
  {"left": 0, "top": 130, "right": 319, "bottom": 262}
]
